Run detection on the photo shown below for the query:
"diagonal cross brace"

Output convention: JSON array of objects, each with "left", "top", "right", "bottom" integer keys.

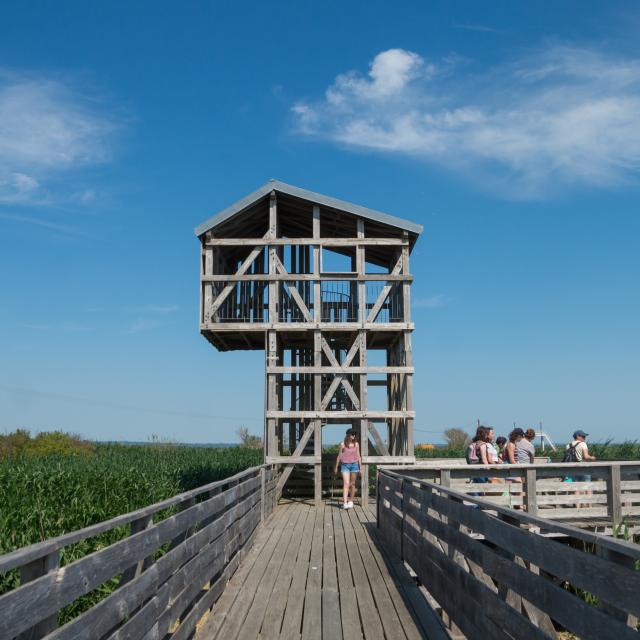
[
  {"left": 209, "top": 231, "right": 269, "bottom": 320},
  {"left": 368, "top": 422, "right": 390, "bottom": 456},
  {"left": 320, "top": 335, "right": 361, "bottom": 410},
  {"left": 366, "top": 254, "right": 403, "bottom": 323},
  {"left": 274, "top": 254, "right": 313, "bottom": 322},
  {"left": 276, "top": 421, "right": 316, "bottom": 496}
]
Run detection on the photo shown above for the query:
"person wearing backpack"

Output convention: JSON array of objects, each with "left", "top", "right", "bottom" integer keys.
[
  {"left": 564, "top": 429, "right": 596, "bottom": 477},
  {"left": 466, "top": 427, "right": 492, "bottom": 497},
  {"left": 563, "top": 429, "right": 596, "bottom": 507},
  {"left": 466, "top": 426, "right": 490, "bottom": 465}
]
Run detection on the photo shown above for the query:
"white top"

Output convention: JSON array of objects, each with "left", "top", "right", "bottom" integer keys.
[
  {"left": 567, "top": 440, "right": 589, "bottom": 461},
  {"left": 486, "top": 442, "right": 500, "bottom": 463}
]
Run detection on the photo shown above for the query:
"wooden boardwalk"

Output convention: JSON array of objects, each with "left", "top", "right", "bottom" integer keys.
[{"left": 195, "top": 500, "right": 446, "bottom": 640}]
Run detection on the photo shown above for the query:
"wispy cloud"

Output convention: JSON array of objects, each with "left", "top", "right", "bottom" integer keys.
[
  {"left": 126, "top": 304, "right": 179, "bottom": 334},
  {"left": 452, "top": 22, "right": 504, "bottom": 34},
  {"left": 414, "top": 294, "right": 449, "bottom": 309},
  {"left": 291, "top": 46, "right": 640, "bottom": 198},
  {"left": 21, "top": 321, "right": 95, "bottom": 332},
  {"left": 0, "top": 212, "right": 84, "bottom": 236},
  {"left": 0, "top": 71, "right": 120, "bottom": 208},
  {"left": 127, "top": 318, "right": 161, "bottom": 334},
  {"left": 127, "top": 305, "right": 180, "bottom": 315}
]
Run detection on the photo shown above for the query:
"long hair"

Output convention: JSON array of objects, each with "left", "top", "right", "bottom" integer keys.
[
  {"left": 344, "top": 429, "right": 357, "bottom": 447},
  {"left": 472, "top": 426, "right": 490, "bottom": 443}
]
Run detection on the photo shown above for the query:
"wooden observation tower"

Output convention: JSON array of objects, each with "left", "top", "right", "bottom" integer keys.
[{"left": 195, "top": 180, "right": 422, "bottom": 505}]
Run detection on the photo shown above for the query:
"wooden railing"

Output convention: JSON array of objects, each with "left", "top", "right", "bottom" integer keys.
[
  {"left": 378, "top": 468, "right": 640, "bottom": 640},
  {"left": 395, "top": 461, "right": 640, "bottom": 526},
  {"left": 0, "top": 464, "right": 279, "bottom": 640}
]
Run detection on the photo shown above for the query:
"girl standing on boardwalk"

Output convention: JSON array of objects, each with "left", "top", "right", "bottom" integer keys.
[{"left": 335, "top": 429, "right": 361, "bottom": 509}]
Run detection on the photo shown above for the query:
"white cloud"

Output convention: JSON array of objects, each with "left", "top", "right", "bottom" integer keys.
[
  {"left": 0, "top": 72, "right": 118, "bottom": 205},
  {"left": 127, "top": 318, "right": 160, "bottom": 334},
  {"left": 127, "top": 305, "right": 180, "bottom": 315},
  {"left": 292, "top": 46, "right": 640, "bottom": 197},
  {"left": 414, "top": 294, "right": 449, "bottom": 309}
]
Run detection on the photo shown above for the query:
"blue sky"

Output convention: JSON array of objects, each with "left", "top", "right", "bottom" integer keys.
[{"left": 1, "top": 1, "right": 639, "bottom": 445}]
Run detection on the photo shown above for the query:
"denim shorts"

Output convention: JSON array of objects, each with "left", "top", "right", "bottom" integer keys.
[{"left": 341, "top": 462, "right": 360, "bottom": 473}]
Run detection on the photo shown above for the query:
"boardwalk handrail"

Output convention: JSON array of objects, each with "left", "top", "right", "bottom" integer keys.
[
  {"left": 0, "top": 463, "right": 279, "bottom": 640},
  {"left": 378, "top": 468, "right": 640, "bottom": 640},
  {"left": 394, "top": 461, "right": 640, "bottom": 526}
]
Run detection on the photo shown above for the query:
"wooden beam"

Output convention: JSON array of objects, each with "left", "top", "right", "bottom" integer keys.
[
  {"left": 268, "top": 193, "right": 277, "bottom": 323},
  {"left": 205, "top": 238, "right": 409, "bottom": 247},
  {"left": 266, "top": 410, "right": 415, "bottom": 419},
  {"left": 368, "top": 422, "right": 390, "bottom": 457},
  {"left": 273, "top": 254, "right": 313, "bottom": 322},
  {"left": 366, "top": 254, "right": 404, "bottom": 323},
  {"left": 209, "top": 233, "right": 268, "bottom": 319},
  {"left": 276, "top": 422, "right": 316, "bottom": 495},
  {"left": 267, "top": 366, "right": 414, "bottom": 374},
  {"left": 202, "top": 322, "right": 415, "bottom": 331},
  {"left": 265, "top": 455, "right": 321, "bottom": 464},
  {"left": 320, "top": 336, "right": 361, "bottom": 409},
  {"left": 202, "top": 273, "right": 413, "bottom": 282},
  {"left": 362, "top": 456, "right": 415, "bottom": 463}
]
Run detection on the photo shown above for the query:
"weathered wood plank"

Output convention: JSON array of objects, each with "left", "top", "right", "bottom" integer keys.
[
  {"left": 347, "top": 509, "right": 406, "bottom": 640},
  {"left": 205, "top": 237, "right": 409, "bottom": 247},
  {"left": 332, "top": 505, "right": 364, "bottom": 640},
  {"left": 260, "top": 505, "right": 311, "bottom": 638},
  {"left": 322, "top": 507, "right": 343, "bottom": 640},
  {"left": 301, "top": 505, "right": 325, "bottom": 640},
  {"left": 237, "top": 506, "right": 305, "bottom": 640},
  {"left": 280, "top": 504, "right": 316, "bottom": 639},
  {"left": 404, "top": 496, "right": 634, "bottom": 640},
  {"left": 340, "top": 508, "right": 384, "bottom": 640},
  {"left": 48, "top": 485, "right": 260, "bottom": 640},
  {"left": 198, "top": 503, "right": 291, "bottom": 640},
  {"left": 355, "top": 506, "right": 445, "bottom": 640},
  {"left": 404, "top": 482, "right": 640, "bottom": 617}
]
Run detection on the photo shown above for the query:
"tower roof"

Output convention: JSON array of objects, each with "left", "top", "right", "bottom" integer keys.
[{"left": 194, "top": 179, "right": 423, "bottom": 239}]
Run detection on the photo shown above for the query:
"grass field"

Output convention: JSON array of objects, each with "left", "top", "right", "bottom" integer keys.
[{"left": 0, "top": 436, "right": 262, "bottom": 617}]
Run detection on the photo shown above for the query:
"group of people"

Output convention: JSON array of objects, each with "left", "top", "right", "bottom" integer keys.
[
  {"left": 467, "top": 425, "right": 537, "bottom": 466},
  {"left": 467, "top": 425, "right": 596, "bottom": 468}
]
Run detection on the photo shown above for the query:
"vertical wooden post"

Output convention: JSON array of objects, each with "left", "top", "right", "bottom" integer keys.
[
  {"left": 311, "top": 205, "right": 323, "bottom": 505},
  {"left": 607, "top": 463, "right": 622, "bottom": 526},
  {"left": 439, "top": 468, "right": 451, "bottom": 488},
  {"left": 356, "top": 218, "right": 370, "bottom": 506},
  {"left": 18, "top": 551, "right": 60, "bottom": 639},
  {"left": 120, "top": 514, "right": 154, "bottom": 583},
  {"left": 202, "top": 240, "right": 214, "bottom": 324},
  {"left": 260, "top": 466, "right": 266, "bottom": 522},
  {"left": 525, "top": 468, "right": 538, "bottom": 515},
  {"left": 265, "top": 191, "right": 279, "bottom": 464},
  {"left": 314, "top": 332, "right": 322, "bottom": 506},
  {"left": 267, "top": 331, "right": 278, "bottom": 458},
  {"left": 401, "top": 232, "right": 414, "bottom": 458}
]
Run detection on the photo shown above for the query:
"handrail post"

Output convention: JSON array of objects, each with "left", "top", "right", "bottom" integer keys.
[
  {"left": 18, "top": 550, "right": 59, "bottom": 638},
  {"left": 376, "top": 468, "right": 381, "bottom": 528},
  {"left": 607, "top": 463, "right": 622, "bottom": 527},
  {"left": 525, "top": 468, "right": 538, "bottom": 515},
  {"left": 260, "top": 466, "right": 266, "bottom": 523}
]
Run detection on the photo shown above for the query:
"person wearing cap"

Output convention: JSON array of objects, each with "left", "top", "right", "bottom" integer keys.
[
  {"left": 566, "top": 430, "right": 596, "bottom": 506},
  {"left": 567, "top": 430, "right": 596, "bottom": 465}
]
